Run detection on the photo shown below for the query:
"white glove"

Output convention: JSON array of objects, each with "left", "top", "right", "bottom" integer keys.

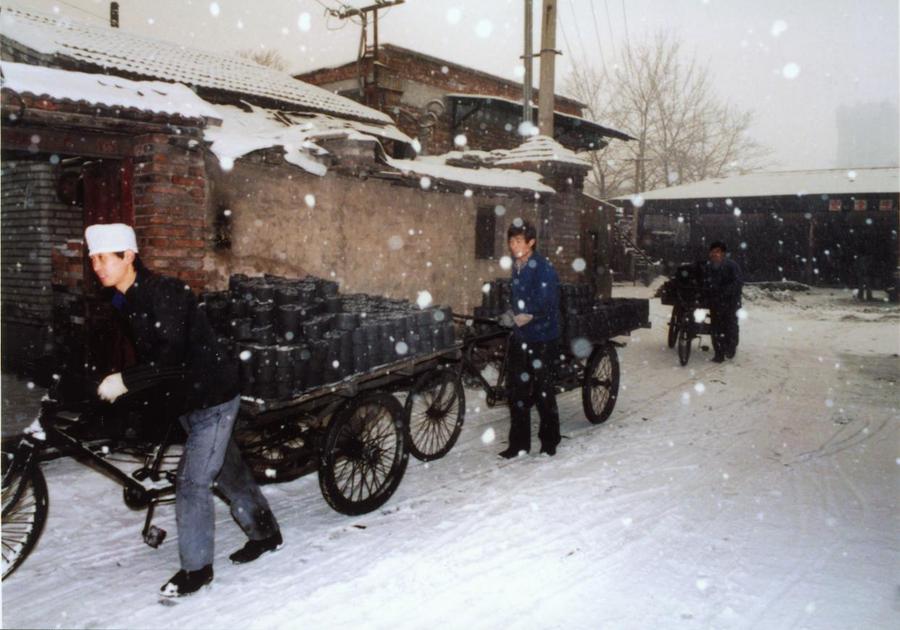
[
  {"left": 513, "top": 313, "right": 534, "bottom": 328},
  {"left": 98, "top": 373, "right": 128, "bottom": 402}
]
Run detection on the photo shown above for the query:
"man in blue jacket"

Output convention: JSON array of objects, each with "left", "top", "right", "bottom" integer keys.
[{"left": 500, "top": 219, "right": 562, "bottom": 458}]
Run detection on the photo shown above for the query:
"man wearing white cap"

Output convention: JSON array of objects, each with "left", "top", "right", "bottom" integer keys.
[{"left": 85, "top": 223, "right": 283, "bottom": 597}]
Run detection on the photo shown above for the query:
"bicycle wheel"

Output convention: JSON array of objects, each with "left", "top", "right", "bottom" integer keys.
[
  {"left": 318, "top": 392, "right": 408, "bottom": 516},
  {"left": 404, "top": 367, "right": 465, "bottom": 461},
  {"left": 582, "top": 343, "right": 621, "bottom": 424},
  {"left": 667, "top": 307, "right": 680, "bottom": 348},
  {"left": 677, "top": 321, "right": 692, "bottom": 366},
  {"left": 2, "top": 446, "right": 49, "bottom": 580}
]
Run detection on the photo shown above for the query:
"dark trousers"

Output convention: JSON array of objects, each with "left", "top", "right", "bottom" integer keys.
[
  {"left": 710, "top": 301, "right": 740, "bottom": 358},
  {"left": 506, "top": 338, "right": 560, "bottom": 452}
]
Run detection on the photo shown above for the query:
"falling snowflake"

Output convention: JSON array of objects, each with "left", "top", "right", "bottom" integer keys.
[
  {"left": 297, "top": 12, "right": 311, "bottom": 31},
  {"left": 304, "top": 194, "right": 316, "bottom": 208},
  {"left": 209, "top": 2, "right": 220, "bottom": 18},
  {"left": 388, "top": 235, "right": 404, "bottom": 250},
  {"left": 454, "top": 134, "right": 468, "bottom": 148},
  {"left": 446, "top": 7, "right": 462, "bottom": 24},
  {"left": 499, "top": 255, "right": 513, "bottom": 270},
  {"left": 481, "top": 427, "right": 496, "bottom": 444},
  {"left": 416, "top": 290, "right": 433, "bottom": 309},
  {"left": 782, "top": 62, "right": 800, "bottom": 79},
  {"left": 770, "top": 19, "right": 788, "bottom": 37},
  {"left": 572, "top": 258, "right": 586, "bottom": 272},
  {"left": 475, "top": 19, "right": 493, "bottom": 38},
  {"left": 395, "top": 341, "right": 409, "bottom": 356}
]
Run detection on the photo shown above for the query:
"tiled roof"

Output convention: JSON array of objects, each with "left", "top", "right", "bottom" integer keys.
[
  {"left": 0, "top": 2, "right": 392, "bottom": 125},
  {"left": 494, "top": 135, "right": 591, "bottom": 169},
  {"left": 1, "top": 60, "right": 220, "bottom": 120}
]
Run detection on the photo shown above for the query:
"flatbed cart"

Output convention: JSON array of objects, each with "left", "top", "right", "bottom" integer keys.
[
  {"left": 454, "top": 297, "right": 650, "bottom": 426},
  {"left": 2, "top": 346, "right": 467, "bottom": 581},
  {"left": 234, "top": 345, "right": 465, "bottom": 517}
]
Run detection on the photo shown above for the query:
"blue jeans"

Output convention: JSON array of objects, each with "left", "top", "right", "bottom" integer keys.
[{"left": 176, "top": 395, "right": 278, "bottom": 571}]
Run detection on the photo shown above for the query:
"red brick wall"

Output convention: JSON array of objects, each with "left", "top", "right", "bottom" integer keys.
[{"left": 131, "top": 134, "right": 210, "bottom": 290}]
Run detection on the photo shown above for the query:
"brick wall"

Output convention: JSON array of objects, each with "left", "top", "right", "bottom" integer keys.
[
  {"left": 132, "top": 133, "right": 210, "bottom": 289},
  {"left": 1, "top": 160, "right": 83, "bottom": 371},
  {"left": 205, "top": 157, "right": 545, "bottom": 314}
]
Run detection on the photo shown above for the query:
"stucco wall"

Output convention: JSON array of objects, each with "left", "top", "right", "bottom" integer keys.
[{"left": 205, "top": 157, "right": 543, "bottom": 314}]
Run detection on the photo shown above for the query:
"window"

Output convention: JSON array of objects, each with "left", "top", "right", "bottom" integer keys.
[{"left": 475, "top": 207, "right": 496, "bottom": 259}]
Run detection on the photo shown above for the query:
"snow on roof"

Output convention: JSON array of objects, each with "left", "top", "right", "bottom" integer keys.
[
  {"left": 614, "top": 167, "right": 900, "bottom": 202},
  {"left": 0, "top": 2, "right": 392, "bottom": 125},
  {"left": 384, "top": 155, "right": 554, "bottom": 194},
  {"left": 493, "top": 135, "right": 592, "bottom": 169},
  {"left": 205, "top": 104, "right": 412, "bottom": 176},
  {"left": 0, "top": 60, "right": 219, "bottom": 120}
]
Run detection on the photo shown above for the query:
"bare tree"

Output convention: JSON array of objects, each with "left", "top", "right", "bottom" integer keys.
[
  {"left": 236, "top": 48, "right": 289, "bottom": 72},
  {"left": 568, "top": 32, "right": 771, "bottom": 199}
]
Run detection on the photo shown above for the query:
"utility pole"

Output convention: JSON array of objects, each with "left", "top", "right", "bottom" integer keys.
[
  {"left": 522, "top": 0, "right": 534, "bottom": 129},
  {"left": 327, "top": 1, "right": 405, "bottom": 110},
  {"left": 110, "top": 2, "right": 119, "bottom": 28},
  {"left": 537, "top": 0, "right": 559, "bottom": 137}
]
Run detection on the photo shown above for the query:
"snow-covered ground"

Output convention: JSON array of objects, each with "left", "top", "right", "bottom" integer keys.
[{"left": 2, "top": 286, "right": 898, "bottom": 630}]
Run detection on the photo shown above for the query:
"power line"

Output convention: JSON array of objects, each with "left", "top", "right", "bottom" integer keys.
[
  {"left": 55, "top": 0, "right": 107, "bottom": 23},
  {"left": 620, "top": 0, "right": 631, "bottom": 51},
  {"left": 587, "top": 0, "right": 607, "bottom": 75},
  {"left": 565, "top": 0, "right": 592, "bottom": 71}
]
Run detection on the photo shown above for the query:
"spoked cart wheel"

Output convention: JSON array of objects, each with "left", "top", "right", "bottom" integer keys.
[
  {"left": 404, "top": 367, "right": 465, "bottom": 461},
  {"left": 235, "top": 417, "right": 314, "bottom": 484},
  {"left": 677, "top": 318, "right": 693, "bottom": 366},
  {"left": 667, "top": 306, "right": 680, "bottom": 348},
  {"left": 582, "top": 343, "right": 621, "bottom": 424},
  {"left": 318, "top": 392, "right": 409, "bottom": 516},
  {"left": 2, "top": 443, "right": 49, "bottom": 580}
]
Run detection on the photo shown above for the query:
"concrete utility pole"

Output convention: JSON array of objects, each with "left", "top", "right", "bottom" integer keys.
[
  {"left": 522, "top": 0, "right": 534, "bottom": 128},
  {"left": 110, "top": 2, "right": 119, "bottom": 28},
  {"left": 537, "top": 0, "right": 558, "bottom": 137},
  {"left": 328, "top": 1, "right": 405, "bottom": 108}
]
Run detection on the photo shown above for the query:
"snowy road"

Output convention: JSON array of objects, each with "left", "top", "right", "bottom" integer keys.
[{"left": 2, "top": 287, "right": 898, "bottom": 630}]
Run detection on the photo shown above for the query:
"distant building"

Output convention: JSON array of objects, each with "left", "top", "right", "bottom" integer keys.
[
  {"left": 836, "top": 101, "right": 899, "bottom": 168},
  {"left": 296, "top": 44, "right": 631, "bottom": 156},
  {"left": 614, "top": 168, "right": 899, "bottom": 296}
]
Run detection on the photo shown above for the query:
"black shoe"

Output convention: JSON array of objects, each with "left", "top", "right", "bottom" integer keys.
[
  {"left": 160, "top": 565, "right": 213, "bottom": 598},
  {"left": 711, "top": 355, "right": 725, "bottom": 363},
  {"left": 725, "top": 351, "right": 735, "bottom": 359},
  {"left": 539, "top": 443, "right": 558, "bottom": 456},
  {"left": 229, "top": 531, "right": 283, "bottom": 565},
  {"left": 498, "top": 447, "right": 528, "bottom": 459}
]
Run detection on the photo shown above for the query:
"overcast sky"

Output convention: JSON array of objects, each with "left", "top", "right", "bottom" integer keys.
[{"left": 16, "top": 0, "right": 900, "bottom": 171}]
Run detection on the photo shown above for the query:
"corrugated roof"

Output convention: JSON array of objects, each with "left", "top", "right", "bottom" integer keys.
[
  {"left": 0, "top": 2, "right": 392, "bottom": 125},
  {"left": 614, "top": 167, "right": 900, "bottom": 202}
]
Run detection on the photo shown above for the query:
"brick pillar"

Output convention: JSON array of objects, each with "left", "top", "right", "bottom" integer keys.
[{"left": 132, "top": 133, "right": 210, "bottom": 290}]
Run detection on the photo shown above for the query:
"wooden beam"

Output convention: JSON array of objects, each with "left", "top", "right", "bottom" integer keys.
[{"left": 2, "top": 124, "right": 134, "bottom": 158}]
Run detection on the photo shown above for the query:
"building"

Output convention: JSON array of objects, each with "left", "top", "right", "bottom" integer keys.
[
  {"left": 1, "top": 4, "right": 627, "bottom": 376},
  {"left": 296, "top": 44, "right": 631, "bottom": 156},
  {"left": 613, "top": 167, "right": 900, "bottom": 295}
]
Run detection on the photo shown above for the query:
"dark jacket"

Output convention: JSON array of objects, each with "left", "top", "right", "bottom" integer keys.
[
  {"left": 510, "top": 250, "right": 561, "bottom": 343},
  {"left": 116, "top": 264, "right": 239, "bottom": 413},
  {"left": 705, "top": 258, "right": 743, "bottom": 305}
]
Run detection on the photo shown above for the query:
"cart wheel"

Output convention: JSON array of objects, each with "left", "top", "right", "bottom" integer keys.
[
  {"left": 667, "top": 307, "right": 680, "bottom": 348},
  {"left": 582, "top": 343, "right": 620, "bottom": 424},
  {"left": 405, "top": 367, "right": 465, "bottom": 461},
  {"left": 677, "top": 322, "right": 692, "bottom": 366},
  {"left": 318, "top": 392, "right": 408, "bottom": 515},
  {"left": 235, "top": 418, "right": 311, "bottom": 484},
  {"left": 2, "top": 445, "right": 49, "bottom": 580}
]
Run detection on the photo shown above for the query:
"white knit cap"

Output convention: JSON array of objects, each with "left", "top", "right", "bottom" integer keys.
[{"left": 84, "top": 223, "right": 139, "bottom": 256}]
